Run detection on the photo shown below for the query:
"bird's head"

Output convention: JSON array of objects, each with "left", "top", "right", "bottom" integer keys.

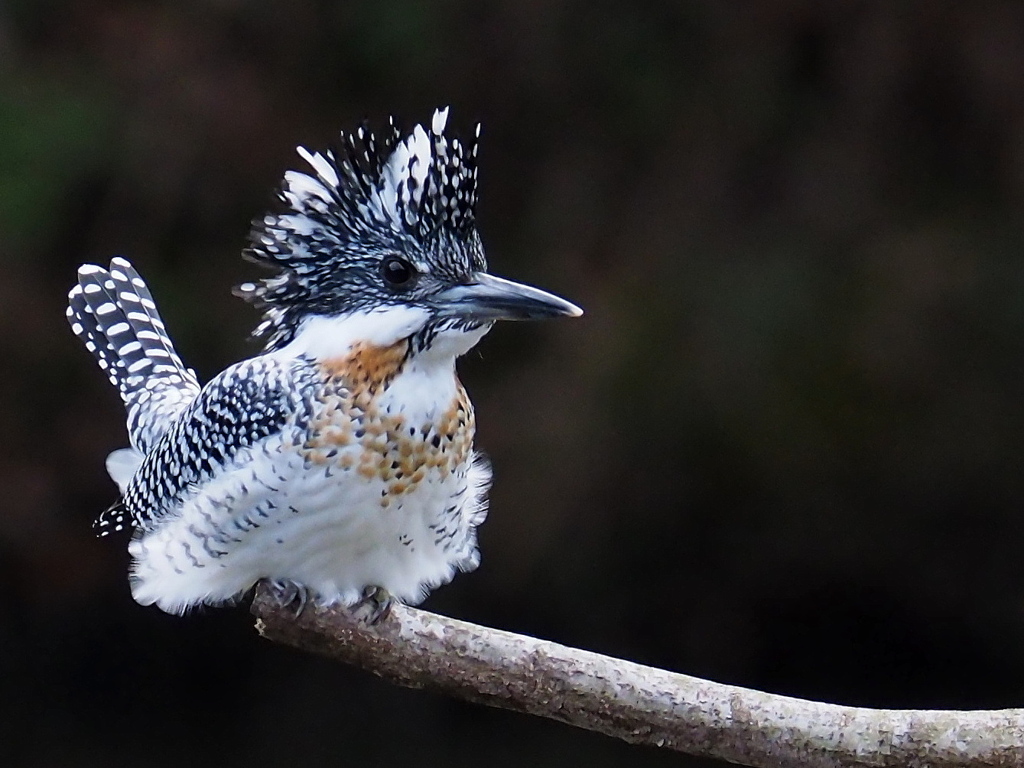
[{"left": 236, "top": 107, "right": 581, "bottom": 361}]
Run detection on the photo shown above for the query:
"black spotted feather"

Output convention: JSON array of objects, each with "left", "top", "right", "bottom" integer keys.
[{"left": 67, "top": 257, "right": 201, "bottom": 454}]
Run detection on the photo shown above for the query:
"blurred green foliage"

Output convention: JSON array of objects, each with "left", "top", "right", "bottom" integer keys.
[{"left": 0, "top": 76, "right": 111, "bottom": 251}]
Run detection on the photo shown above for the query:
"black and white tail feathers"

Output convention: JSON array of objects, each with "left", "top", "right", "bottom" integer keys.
[{"left": 67, "top": 258, "right": 201, "bottom": 494}]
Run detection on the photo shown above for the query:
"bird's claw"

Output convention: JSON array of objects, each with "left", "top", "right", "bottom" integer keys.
[
  {"left": 349, "top": 585, "right": 394, "bottom": 626},
  {"left": 267, "top": 578, "right": 316, "bottom": 617}
]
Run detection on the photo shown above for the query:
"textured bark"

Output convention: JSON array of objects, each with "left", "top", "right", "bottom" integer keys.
[{"left": 252, "top": 582, "right": 1024, "bottom": 767}]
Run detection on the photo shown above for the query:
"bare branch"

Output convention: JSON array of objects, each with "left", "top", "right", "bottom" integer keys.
[{"left": 252, "top": 582, "right": 1024, "bottom": 768}]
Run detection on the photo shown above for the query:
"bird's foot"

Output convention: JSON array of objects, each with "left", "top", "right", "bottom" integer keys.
[
  {"left": 267, "top": 578, "right": 316, "bottom": 618},
  {"left": 348, "top": 585, "right": 395, "bottom": 626}
]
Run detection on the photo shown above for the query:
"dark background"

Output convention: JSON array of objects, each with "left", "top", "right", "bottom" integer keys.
[{"left": 4, "top": 2, "right": 1024, "bottom": 766}]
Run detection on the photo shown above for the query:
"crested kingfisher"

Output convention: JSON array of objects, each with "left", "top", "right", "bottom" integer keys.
[{"left": 67, "top": 107, "right": 581, "bottom": 616}]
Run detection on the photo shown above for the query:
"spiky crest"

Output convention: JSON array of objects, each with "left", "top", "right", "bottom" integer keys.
[{"left": 236, "top": 107, "right": 483, "bottom": 350}]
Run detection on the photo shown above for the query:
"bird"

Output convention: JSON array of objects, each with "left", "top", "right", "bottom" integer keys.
[{"left": 66, "top": 107, "right": 582, "bottom": 617}]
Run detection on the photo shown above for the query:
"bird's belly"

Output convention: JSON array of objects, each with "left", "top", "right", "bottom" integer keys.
[
  {"left": 267, "top": 456, "right": 481, "bottom": 605},
  {"left": 128, "top": 420, "right": 489, "bottom": 613}
]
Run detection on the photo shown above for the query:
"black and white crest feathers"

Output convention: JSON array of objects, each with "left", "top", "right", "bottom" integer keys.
[{"left": 237, "top": 107, "right": 484, "bottom": 350}]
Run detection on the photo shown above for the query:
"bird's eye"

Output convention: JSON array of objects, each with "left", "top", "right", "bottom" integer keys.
[{"left": 380, "top": 256, "right": 417, "bottom": 291}]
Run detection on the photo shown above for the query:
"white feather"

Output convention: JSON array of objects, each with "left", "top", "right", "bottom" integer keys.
[
  {"left": 372, "top": 121, "right": 436, "bottom": 228},
  {"left": 282, "top": 170, "right": 334, "bottom": 207},
  {"left": 106, "top": 447, "right": 144, "bottom": 493},
  {"left": 283, "top": 306, "right": 431, "bottom": 361},
  {"left": 431, "top": 106, "right": 449, "bottom": 136},
  {"left": 297, "top": 146, "right": 340, "bottom": 188}
]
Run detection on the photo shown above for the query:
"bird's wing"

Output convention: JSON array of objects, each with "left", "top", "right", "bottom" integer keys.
[{"left": 95, "top": 354, "right": 321, "bottom": 536}]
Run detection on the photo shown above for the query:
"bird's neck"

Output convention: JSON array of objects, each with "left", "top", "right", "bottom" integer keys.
[
  {"left": 311, "top": 336, "right": 464, "bottom": 425},
  {"left": 318, "top": 338, "right": 412, "bottom": 395},
  {"left": 276, "top": 310, "right": 490, "bottom": 414},
  {"left": 282, "top": 307, "right": 431, "bottom": 362}
]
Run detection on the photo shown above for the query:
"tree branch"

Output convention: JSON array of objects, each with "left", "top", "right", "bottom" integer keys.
[{"left": 251, "top": 582, "right": 1024, "bottom": 768}]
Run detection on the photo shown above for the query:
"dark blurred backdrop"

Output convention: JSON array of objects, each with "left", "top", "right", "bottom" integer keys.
[{"left": 4, "top": 2, "right": 1024, "bottom": 766}]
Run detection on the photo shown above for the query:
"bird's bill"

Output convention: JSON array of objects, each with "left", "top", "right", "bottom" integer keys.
[{"left": 434, "top": 272, "right": 583, "bottom": 322}]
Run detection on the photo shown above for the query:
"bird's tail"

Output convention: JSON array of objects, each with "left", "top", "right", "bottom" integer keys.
[{"left": 67, "top": 257, "right": 201, "bottom": 461}]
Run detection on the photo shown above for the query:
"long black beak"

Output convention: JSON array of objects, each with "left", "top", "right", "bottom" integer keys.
[{"left": 433, "top": 272, "right": 583, "bottom": 322}]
